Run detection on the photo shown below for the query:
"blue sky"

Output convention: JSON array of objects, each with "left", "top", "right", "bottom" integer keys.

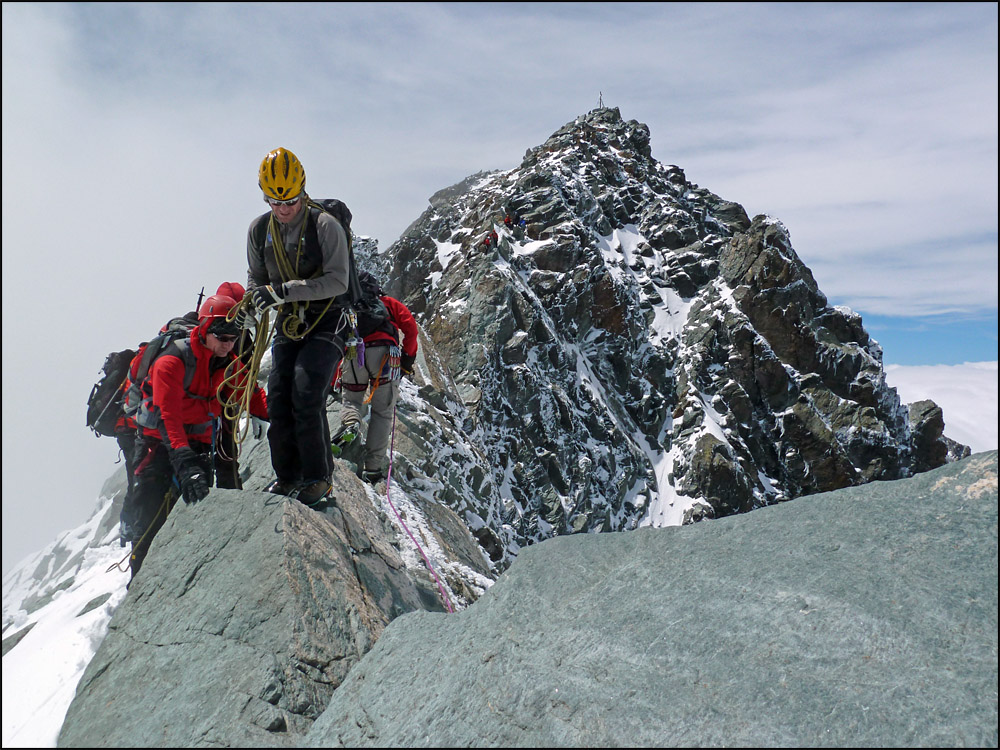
[{"left": 2, "top": 2, "right": 997, "bottom": 571}]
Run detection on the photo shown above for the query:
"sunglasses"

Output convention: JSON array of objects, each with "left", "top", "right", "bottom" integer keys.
[
  {"left": 264, "top": 194, "right": 302, "bottom": 207},
  {"left": 212, "top": 333, "right": 238, "bottom": 343}
]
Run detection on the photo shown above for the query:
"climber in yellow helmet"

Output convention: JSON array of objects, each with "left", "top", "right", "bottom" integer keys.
[{"left": 244, "top": 147, "right": 351, "bottom": 506}]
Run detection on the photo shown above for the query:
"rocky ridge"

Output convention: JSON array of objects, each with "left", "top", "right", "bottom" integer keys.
[
  {"left": 4, "top": 106, "right": 977, "bottom": 747},
  {"left": 56, "top": 432, "right": 493, "bottom": 748}
]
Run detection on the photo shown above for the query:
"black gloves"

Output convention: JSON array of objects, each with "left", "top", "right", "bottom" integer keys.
[
  {"left": 400, "top": 353, "right": 416, "bottom": 379},
  {"left": 170, "top": 446, "right": 211, "bottom": 504},
  {"left": 234, "top": 305, "right": 257, "bottom": 330},
  {"left": 250, "top": 284, "right": 285, "bottom": 314}
]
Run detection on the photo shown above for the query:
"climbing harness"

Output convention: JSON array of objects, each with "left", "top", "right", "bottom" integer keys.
[
  {"left": 349, "top": 345, "right": 402, "bottom": 406},
  {"left": 383, "top": 405, "right": 455, "bottom": 613}
]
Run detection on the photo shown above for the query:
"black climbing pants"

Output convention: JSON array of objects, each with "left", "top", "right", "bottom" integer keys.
[
  {"left": 214, "top": 417, "right": 242, "bottom": 490},
  {"left": 116, "top": 429, "right": 138, "bottom": 496},
  {"left": 126, "top": 437, "right": 212, "bottom": 580},
  {"left": 267, "top": 327, "right": 344, "bottom": 484}
]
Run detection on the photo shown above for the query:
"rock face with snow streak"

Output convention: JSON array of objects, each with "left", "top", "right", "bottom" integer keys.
[{"left": 380, "top": 106, "right": 969, "bottom": 563}]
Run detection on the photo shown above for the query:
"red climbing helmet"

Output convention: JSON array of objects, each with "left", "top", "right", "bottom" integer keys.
[{"left": 198, "top": 294, "right": 237, "bottom": 323}]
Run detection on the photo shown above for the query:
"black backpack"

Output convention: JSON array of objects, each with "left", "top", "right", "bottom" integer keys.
[
  {"left": 121, "top": 316, "right": 198, "bottom": 423},
  {"left": 353, "top": 270, "right": 397, "bottom": 339},
  {"left": 307, "top": 198, "right": 357, "bottom": 301},
  {"left": 86, "top": 348, "right": 138, "bottom": 437},
  {"left": 292, "top": 198, "right": 393, "bottom": 337}
]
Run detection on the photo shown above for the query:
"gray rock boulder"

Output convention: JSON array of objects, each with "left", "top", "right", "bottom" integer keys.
[
  {"left": 57, "top": 454, "right": 487, "bottom": 748},
  {"left": 908, "top": 398, "right": 971, "bottom": 470},
  {"left": 307, "top": 451, "right": 998, "bottom": 748}
]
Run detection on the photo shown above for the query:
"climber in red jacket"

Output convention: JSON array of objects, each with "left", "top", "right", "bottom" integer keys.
[{"left": 126, "top": 294, "right": 267, "bottom": 579}]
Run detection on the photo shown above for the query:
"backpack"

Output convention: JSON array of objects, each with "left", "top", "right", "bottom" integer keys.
[
  {"left": 309, "top": 200, "right": 393, "bottom": 338},
  {"left": 86, "top": 348, "right": 138, "bottom": 437},
  {"left": 308, "top": 198, "right": 356, "bottom": 304},
  {"left": 122, "top": 316, "right": 198, "bottom": 423},
  {"left": 306, "top": 198, "right": 377, "bottom": 317},
  {"left": 353, "top": 270, "right": 398, "bottom": 339}
]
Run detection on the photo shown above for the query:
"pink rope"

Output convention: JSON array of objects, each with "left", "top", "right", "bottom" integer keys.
[{"left": 385, "top": 405, "right": 454, "bottom": 613}]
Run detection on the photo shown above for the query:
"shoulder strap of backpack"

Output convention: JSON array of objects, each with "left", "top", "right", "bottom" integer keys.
[
  {"left": 133, "top": 336, "right": 168, "bottom": 388},
  {"left": 251, "top": 214, "right": 269, "bottom": 253},
  {"left": 307, "top": 199, "right": 363, "bottom": 308}
]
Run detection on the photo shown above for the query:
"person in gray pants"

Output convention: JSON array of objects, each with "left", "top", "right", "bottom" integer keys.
[{"left": 332, "top": 279, "right": 418, "bottom": 484}]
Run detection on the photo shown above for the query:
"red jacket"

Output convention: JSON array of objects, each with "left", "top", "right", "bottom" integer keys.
[{"left": 143, "top": 327, "right": 267, "bottom": 450}]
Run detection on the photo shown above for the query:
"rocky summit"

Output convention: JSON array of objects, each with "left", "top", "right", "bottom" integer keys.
[{"left": 380, "top": 106, "right": 969, "bottom": 566}]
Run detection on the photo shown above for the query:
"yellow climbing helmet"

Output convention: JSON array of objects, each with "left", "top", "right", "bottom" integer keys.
[{"left": 258, "top": 147, "right": 305, "bottom": 201}]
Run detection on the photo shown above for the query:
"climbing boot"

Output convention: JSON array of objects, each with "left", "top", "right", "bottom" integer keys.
[
  {"left": 361, "top": 468, "right": 386, "bottom": 485},
  {"left": 330, "top": 423, "right": 359, "bottom": 457},
  {"left": 265, "top": 478, "right": 298, "bottom": 496},
  {"left": 294, "top": 478, "right": 332, "bottom": 507}
]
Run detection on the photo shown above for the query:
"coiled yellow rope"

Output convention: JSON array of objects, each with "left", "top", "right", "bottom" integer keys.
[
  {"left": 269, "top": 208, "right": 337, "bottom": 341},
  {"left": 214, "top": 299, "right": 275, "bottom": 450}
]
